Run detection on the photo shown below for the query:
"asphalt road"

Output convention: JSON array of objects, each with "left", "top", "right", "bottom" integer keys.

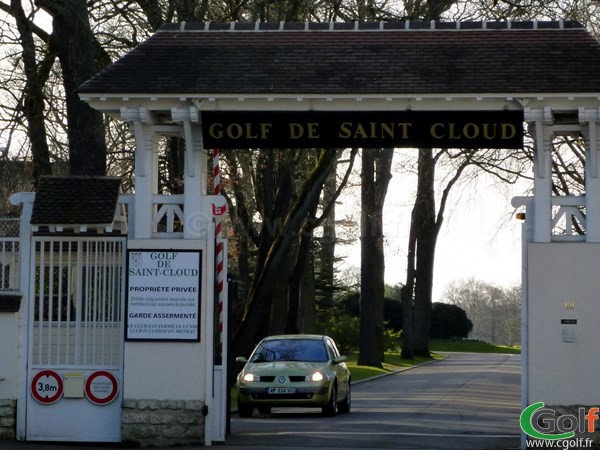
[
  {"left": 222, "top": 352, "right": 521, "bottom": 450},
  {"left": 0, "top": 352, "right": 521, "bottom": 450}
]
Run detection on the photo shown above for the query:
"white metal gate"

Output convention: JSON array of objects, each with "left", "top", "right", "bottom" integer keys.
[{"left": 26, "top": 236, "right": 126, "bottom": 442}]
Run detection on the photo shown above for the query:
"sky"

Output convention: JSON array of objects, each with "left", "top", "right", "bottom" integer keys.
[{"left": 336, "top": 159, "right": 529, "bottom": 302}]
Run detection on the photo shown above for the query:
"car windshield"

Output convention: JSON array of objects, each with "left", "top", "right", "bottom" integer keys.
[{"left": 250, "top": 339, "right": 328, "bottom": 363}]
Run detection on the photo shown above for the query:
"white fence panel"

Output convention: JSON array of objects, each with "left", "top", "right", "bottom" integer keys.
[
  {"left": 30, "top": 238, "right": 125, "bottom": 369},
  {"left": 0, "top": 218, "right": 20, "bottom": 291},
  {"left": 26, "top": 236, "right": 126, "bottom": 442}
]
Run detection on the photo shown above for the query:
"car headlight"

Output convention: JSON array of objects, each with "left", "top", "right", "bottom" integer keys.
[
  {"left": 242, "top": 373, "right": 257, "bottom": 382},
  {"left": 308, "top": 371, "right": 325, "bottom": 382}
]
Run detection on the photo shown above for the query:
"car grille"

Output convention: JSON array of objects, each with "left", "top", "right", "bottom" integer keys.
[
  {"left": 257, "top": 376, "right": 275, "bottom": 382},
  {"left": 255, "top": 375, "right": 307, "bottom": 382}
]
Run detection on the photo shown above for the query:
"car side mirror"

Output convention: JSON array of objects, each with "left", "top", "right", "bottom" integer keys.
[
  {"left": 236, "top": 356, "right": 248, "bottom": 363},
  {"left": 333, "top": 356, "right": 347, "bottom": 364}
]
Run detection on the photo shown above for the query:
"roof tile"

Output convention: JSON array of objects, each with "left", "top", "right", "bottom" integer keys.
[
  {"left": 31, "top": 176, "right": 121, "bottom": 226},
  {"left": 79, "top": 21, "right": 600, "bottom": 96}
]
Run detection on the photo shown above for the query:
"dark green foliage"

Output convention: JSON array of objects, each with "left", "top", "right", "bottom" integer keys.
[
  {"left": 384, "top": 298, "right": 403, "bottom": 331},
  {"left": 317, "top": 313, "right": 401, "bottom": 355},
  {"left": 336, "top": 290, "right": 402, "bottom": 330},
  {"left": 316, "top": 314, "right": 360, "bottom": 355},
  {"left": 336, "top": 291, "right": 360, "bottom": 316},
  {"left": 383, "top": 327, "right": 402, "bottom": 352},
  {"left": 430, "top": 302, "right": 473, "bottom": 339}
]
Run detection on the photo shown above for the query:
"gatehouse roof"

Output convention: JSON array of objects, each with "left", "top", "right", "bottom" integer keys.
[
  {"left": 79, "top": 20, "right": 600, "bottom": 98},
  {"left": 31, "top": 176, "right": 121, "bottom": 227}
]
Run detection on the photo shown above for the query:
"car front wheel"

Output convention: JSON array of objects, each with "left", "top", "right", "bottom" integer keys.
[
  {"left": 337, "top": 383, "right": 351, "bottom": 413},
  {"left": 322, "top": 384, "right": 337, "bottom": 417}
]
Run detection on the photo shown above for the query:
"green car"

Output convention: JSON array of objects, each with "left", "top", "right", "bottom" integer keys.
[{"left": 236, "top": 334, "right": 351, "bottom": 417}]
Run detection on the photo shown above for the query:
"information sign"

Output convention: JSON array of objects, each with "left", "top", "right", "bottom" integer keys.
[
  {"left": 126, "top": 249, "right": 202, "bottom": 341},
  {"left": 85, "top": 371, "right": 119, "bottom": 405}
]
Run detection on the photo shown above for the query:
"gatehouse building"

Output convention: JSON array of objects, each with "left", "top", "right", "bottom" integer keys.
[{"left": 0, "top": 19, "right": 600, "bottom": 448}]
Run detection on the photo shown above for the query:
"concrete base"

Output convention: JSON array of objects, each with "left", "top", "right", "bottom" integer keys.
[
  {"left": 0, "top": 400, "right": 15, "bottom": 439},
  {"left": 121, "top": 399, "right": 204, "bottom": 447}
]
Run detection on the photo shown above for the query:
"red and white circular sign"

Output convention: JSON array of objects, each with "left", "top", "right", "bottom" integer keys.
[
  {"left": 31, "top": 370, "right": 63, "bottom": 405},
  {"left": 85, "top": 371, "right": 119, "bottom": 405}
]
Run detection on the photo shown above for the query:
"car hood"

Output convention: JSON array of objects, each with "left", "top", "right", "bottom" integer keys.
[{"left": 244, "top": 361, "right": 330, "bottom": 374}]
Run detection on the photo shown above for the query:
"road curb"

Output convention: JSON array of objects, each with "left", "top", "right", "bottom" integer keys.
[{"left": 352, "top": 353, "right": 449, "bottom": 385}]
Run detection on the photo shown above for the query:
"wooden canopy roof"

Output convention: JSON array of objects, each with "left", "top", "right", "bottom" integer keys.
[{"left": 79, "top": 20, "right": 600, "bottom": 98}]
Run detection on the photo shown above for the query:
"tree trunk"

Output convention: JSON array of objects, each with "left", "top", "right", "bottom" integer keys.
[
  {"left": 400, "top": 217, "right": 417, "bottom": 359},
  {"left": 400, "top": 284, "right": 415, "bottom": 359},
  {"left": 412, "top": 227, "right": 437, "bottom": 356},
  {"left": 358, "top": 148, "right": 393, "bottom": 367},
  {"left": 270, "top": 252, "right": 294, "bottom": 335},
  {"left": 162, "top": 137, "right": 184, "bottom": 193},
  {"left": 300, "top": 248, "right": 317, "bottom": 333},
  {"left": 135, "top": 0, "right": 166, "bottom": 31},
  {"left": 318, "top": 158, "right": 337, "bottom": 322},
  {"left": 221, "top": 151, "right": 258, "bottom": 293},
  {"left": 39, "top": 0, "right": 111, "bottom": 176},
  {"left": 286, "top": 211, "right": 317, "bottom": 334},
  {"left": 404, "top": 148, "right": 438, "bottom": 357},
  {"left": 11, "top": 0, "right": 52, "bottom": 183}
]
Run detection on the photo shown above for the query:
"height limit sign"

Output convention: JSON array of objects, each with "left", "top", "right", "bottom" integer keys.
[{"left": 31, "top": 370, "right": 64, "bottom": 405}]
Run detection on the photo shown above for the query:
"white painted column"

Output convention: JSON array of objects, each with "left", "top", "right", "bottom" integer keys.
[
  {"left": 511, "top": 196, "right": 533, "bottom": 450},
  {"left": 9, "top": 192, "right": 34, "bottom": 441},
  {"left": 122, "top": 107, "right": 156, "bottom": 239},
  {"left": 172, "top": 107, "right": 209, "bottom": 239},
  {"left": 580, "top": 108, "right": 600, "bottom": 242},
  {"left": 525, "top": 108, "right": 554, "bottom": 243}
]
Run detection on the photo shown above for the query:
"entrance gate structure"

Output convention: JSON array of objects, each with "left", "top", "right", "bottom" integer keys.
[
  {"left": 2, "top": 18, "right": 599, "bottom": 447},
  {"left": 26, "top": 234, "right": 126, "bottom": 441},
  {"left": 16, "top": 177, "right": 127, "bottom": 442}
]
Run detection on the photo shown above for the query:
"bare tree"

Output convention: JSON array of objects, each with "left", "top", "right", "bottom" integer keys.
[
  {"left": 443, "top": 278, "right": 521, "bottom": 346},
  {"left": 2, "top": 1, "right": 52, "bottom": 182},
  {"left": 36, "top": 0, "right": 111, "bottom": 175},
  {"left": 232, "top": 148, "right": 337, "bottom": 357}
]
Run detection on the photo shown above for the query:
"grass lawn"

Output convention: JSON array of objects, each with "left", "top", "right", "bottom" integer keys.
[
  {"left": 347, "top": 339, "right": 520, "bottom": 382},
  {"left": 346, "top": 352, "right": 443, "bottom": 382},
  {"left": 429, "top": 339, "right": 521, "bottom": 354}
]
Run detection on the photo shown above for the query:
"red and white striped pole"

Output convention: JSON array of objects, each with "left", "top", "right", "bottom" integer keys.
[{"left": 212, "top": 148, "right": 225, "bottom": 357}]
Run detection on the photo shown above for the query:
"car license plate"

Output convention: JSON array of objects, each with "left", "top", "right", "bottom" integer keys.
[{"left": 267, "top": 387, "right": 297, "bottom": 394}]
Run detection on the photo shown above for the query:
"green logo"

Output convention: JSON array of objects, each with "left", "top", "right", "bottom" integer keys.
[{"left": 520, "top": 402, "right": 575, "bottom": 440}]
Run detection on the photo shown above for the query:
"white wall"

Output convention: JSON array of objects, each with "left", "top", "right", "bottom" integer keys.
[
  {"left": 123, "top": 341, "right": 203, "bottom": 399},
  {"left": 528, "top": 243, "right": 600, "bottom": 405},
  {"left": 0, "top": 313, "right": 18, "bottom": 399}
]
